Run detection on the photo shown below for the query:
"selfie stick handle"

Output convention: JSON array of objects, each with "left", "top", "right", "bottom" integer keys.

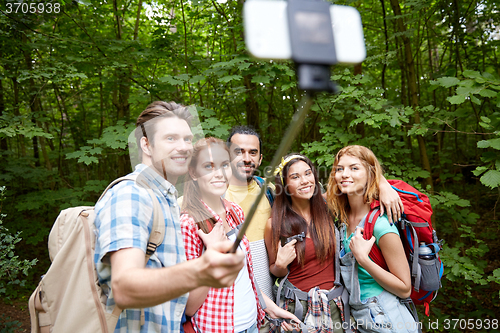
[{"left": 230, "top": 93, "right": 314, "bottom": 253}]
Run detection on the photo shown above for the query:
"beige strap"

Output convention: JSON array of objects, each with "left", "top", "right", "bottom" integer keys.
[
  {"left": 28, "top": 284, "right": 41, "bottom": 333},
  {"left": 98, "top": 175, "right": 140, "bottom": 202},
  {"left": 144, "top": 188, "right": 165, "bottom": 263},
  {"left": 141, "top": 310, "right": 146, "bottom": 326},
  {"left": 140, "top": 188, "right": 164, "bottom": 328},
  {"left": 99, "top": 174, "right": 165, "bottom": 327}
]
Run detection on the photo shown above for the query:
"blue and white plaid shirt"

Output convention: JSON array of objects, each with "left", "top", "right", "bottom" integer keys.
[{"left": 94, "top": 164, "right": 188, "bottom": 332}]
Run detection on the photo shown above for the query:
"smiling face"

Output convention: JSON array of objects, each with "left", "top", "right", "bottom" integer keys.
[
  {"left": 229, "top": 133, "right": 262, "bottom": 184},
  {"left": 333, "top": 154, "right": 369, "bottom": 196},
  {"left": 146, "top": 116, "right": 193, "bottom": 184},
  {"left": 286, "top": 160, "right": 316, "bottom": 201},
  {"left": 191, "top": 144, "right": 232, "bottom": 201}
]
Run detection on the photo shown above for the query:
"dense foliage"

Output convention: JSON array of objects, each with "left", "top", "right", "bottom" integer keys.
[
  {"left": 0, "top": 0, "right": 499, "bottom": 330},
  {"left": 0, "top": 186, "right": 37, "bottom": 300}
]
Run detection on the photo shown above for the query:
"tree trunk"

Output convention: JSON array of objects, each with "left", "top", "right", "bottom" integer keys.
[
  {"left": 389, "top": 0, "right": 434, "bottom": 192},
  {"left": 243, "top": 75, "right": 260, "bottom": 132},
  {"left": 380, "top": 0, "right": 389, "bottom": 98},
  {"left": 354, "top": 64, "right": 365, "bottom": 138},
  {"left": 22, "top": 34, "right": 41, "bottom": 167},
  {"left": 0, "top": 77, "right": 7, "bottom": 152},
  {"left": 112, "top": 0, "right": 131, "bottom": 177},
  {"left": 37, "top": 108, "right": 52, "bottom": 172}
]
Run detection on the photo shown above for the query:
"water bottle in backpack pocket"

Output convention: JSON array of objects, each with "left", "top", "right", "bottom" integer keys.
[{"left": 414, "top": 242, "right": 442, "bottom": 292}]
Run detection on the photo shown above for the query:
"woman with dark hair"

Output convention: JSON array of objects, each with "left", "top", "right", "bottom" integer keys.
[
  {"left": 264, "top": 154, "right": 346, "bottom": 333},
  {"left": 180, "top": 137, "right": 297, "bottom": 333},
  {"left": 327, "top": 145, "right": 418, "bottom": 333}
]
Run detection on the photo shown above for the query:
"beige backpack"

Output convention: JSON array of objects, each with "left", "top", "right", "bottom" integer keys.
[{"left": 28, "top": 175, "right": 165, "bottom": 333}]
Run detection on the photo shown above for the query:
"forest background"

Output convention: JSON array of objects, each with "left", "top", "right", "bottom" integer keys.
[{"left": 0, "top": 0, "right": 499, "bottom": 331}]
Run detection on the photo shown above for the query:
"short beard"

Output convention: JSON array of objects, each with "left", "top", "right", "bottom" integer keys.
[
  {"left": 232, "top": 169, "right": 253, "bottom": 182},
  {"left": 232, "top": 162, "right": 256, "bottom": 183}
]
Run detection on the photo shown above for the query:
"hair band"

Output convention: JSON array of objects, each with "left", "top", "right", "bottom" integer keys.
[{"left": 274, "top": 154, "right": 304, "bottom": 184}]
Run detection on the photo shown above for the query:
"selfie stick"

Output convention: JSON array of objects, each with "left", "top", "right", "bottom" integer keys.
[{"left": 230, "top": 93, "right": 314, "bottom": 253}]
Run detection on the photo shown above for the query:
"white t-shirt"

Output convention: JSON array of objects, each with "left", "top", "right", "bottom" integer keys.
[{"left": 228, "top": 233, "right": 258, "bottom": 331}]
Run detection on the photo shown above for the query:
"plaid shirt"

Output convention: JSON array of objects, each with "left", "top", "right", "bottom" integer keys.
[
  {"left": 180, "top": 200, "right": 265, "bottom": 333},
  {"left": 94, "top": 164, "right": 188, "bottom": 333}
]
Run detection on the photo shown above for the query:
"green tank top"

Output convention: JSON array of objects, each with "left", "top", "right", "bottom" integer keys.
[{"left": 343, "top": 214, "right": 399, "bottom": 301}]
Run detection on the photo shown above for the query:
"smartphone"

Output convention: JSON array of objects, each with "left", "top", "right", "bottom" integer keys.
[{"left": 244, "top": 0, "right": 366, "bottom": 65}]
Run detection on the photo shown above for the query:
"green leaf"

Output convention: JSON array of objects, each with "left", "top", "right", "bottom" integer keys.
[
  {"left": 65, "top": 73, "right": 88, "bottom": 79},
  {"left": 477, "top": 140, "right": 490, "bottom": 148},
  {"left": 456, "top": 86, "right": 478, "bottom": 95},
  {"left": 218, "top": 75, "right": 242, "bottom": 83},
  {"left": 281, "top": 82, "right": 296, "bottom": 91},
  {"left": 463, "top": 70, "right": 481, "bottom": 79},
  {"left": 470, "top": 95, "right": 481, "bottom": 105},
  {"left": 238, "top": 62, "right": 252, "bottom": 70},
  {"left": 447, "top": 95, "right": 466, "bottom": 104},
  {"left": 80, "top": 156, "right": 99, "bottom": 166},
  {"left": 472, "top": 166, "right": 488, "bottom": 176},
  {"left": 478, "top": 138, "right": 500, "bottom": 150},
  {"left": 436, "top": 77, "right": 460, "bottom": 88},
  {"left": 491, "top": 138, "right": 500, "bottom": 150},
  {"left": 251, "top": 76, "right": 270, "bottom": 84},
  {"left": 189, "top": 75, "right": 205, "bottom": 84},
  {"left": 480, "top": 170, "right": 500, "bottom": 189},
  {"left": 158, "top": 75, "right": 184, "bottom": 85},
  {"left": 479, "top": 88, "right": 498, "bottom": 98}
]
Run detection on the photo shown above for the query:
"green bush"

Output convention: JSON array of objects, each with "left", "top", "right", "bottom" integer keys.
[{"left": 0, "top": 186, "right": 38, "bottom": 301}]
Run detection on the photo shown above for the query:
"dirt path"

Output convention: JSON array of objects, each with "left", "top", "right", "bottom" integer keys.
[{"left": 0, "top": 299, "right": 30, "bottom": 332}]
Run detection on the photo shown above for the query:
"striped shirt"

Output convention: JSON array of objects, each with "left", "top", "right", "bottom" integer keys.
[{"left": 94, "top": 164, "right": 188, "bottom": 332}]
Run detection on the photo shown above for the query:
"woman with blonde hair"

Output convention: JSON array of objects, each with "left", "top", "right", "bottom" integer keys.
[{"left": 327, "top": 145, "right": 418, "bottom": 333}]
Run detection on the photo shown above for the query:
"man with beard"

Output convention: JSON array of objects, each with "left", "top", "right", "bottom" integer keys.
[{"left": 225, "top": 126, "right": 275, "bottom": 303}]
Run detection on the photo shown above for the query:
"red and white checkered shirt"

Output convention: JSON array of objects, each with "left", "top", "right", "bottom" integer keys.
[{"left": 180, "top": 200, "right": 265, "bottom": 333}]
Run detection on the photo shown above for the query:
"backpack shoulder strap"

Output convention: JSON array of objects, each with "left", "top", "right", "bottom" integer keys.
[
  {"left": 334, "top": 225, "right": 341, "bottom": 285},
  {"left": 145, "top": 189, "right": 164, "bottom": 260},
  {"left": 361, "top": 208, "right": 380, "bottom": 241},
  {"left": 98, "top": 175, "right": 139, "bottom": 202},
  {"left": 253, "top": 175, "right": 264, "bottom": 187},
  {"left": 253, "top": 176, "right": 275, "bottom": 207},
  {"left": 97, "top": 174, "right": 165, "bottom": 261},
  {"left": 362, "top": 208, "right": 388, "bottom": 270}
]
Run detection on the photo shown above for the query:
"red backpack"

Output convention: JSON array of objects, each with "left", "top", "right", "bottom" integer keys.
[{"left": 362, "top": 179, "right": 443, "bottom": 316}]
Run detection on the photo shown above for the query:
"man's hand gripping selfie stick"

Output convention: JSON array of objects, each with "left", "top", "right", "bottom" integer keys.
[{"left": 230, "top": 95, "right": 313, "bottom": 253}]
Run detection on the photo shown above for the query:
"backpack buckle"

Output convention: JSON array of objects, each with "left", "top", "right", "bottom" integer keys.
[
  {"left": 146, "top": 242, "right": 158, "bottom": 256},
  {"left": 285, "top": 287, "right": 295, "bottom": 300}
]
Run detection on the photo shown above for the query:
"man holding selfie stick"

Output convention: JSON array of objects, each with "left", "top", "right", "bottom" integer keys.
[{"left": 94, "top": 101, "right": 245, "bottom": 332}]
